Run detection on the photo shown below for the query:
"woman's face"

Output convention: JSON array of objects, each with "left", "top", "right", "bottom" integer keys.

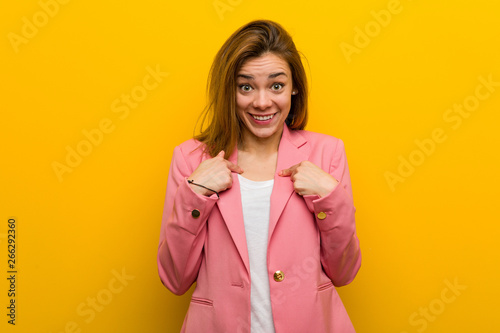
[{"left": 236, "top": 53, "right": 294, "bottom": 145}]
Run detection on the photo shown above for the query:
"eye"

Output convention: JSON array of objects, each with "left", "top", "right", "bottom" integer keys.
[
  {"left": 239, "top": 84, "right": 252, "bottom": 92},
  {"left": 271, "top": 83, "right": 284, "bottom": 91}
]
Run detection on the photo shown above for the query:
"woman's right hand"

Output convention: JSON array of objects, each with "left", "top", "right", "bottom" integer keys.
[{"left": 188, "top": 151, "right": 244, "bottom": 196}]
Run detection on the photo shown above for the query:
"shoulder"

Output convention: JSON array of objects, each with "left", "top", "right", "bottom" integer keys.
[
  {"left": 288, "top": 128, "right": 347, "bottom": 172},
  {"left": 171, "top": 138, "right": 208, "bottom": 170},
  {"left": 176, "top": 138, "right": 205, "bottom": 155},
  {"left": 292, "top": 129, "right": 344, "bottom": 151}
]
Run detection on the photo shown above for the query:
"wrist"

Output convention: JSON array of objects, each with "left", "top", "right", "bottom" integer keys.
[
  {"left": 318, "top": 178, "right": 339, "bottom": 198},
  {"left": 187, "top": 179, "right": 219, "bottom": 198}
]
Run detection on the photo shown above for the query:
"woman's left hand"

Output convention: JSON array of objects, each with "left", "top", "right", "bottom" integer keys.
[{"left": 279, "top": 161, "right": 339, "bottom": 197}]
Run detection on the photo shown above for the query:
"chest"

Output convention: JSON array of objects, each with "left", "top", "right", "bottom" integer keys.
[{"left": 237, "top": 151, "right": 277, "bottom": 181}]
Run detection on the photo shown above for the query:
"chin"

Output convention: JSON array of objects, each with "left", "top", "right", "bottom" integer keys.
[{"left": 248, "top": 125, "right": 282, "bottom": 139}]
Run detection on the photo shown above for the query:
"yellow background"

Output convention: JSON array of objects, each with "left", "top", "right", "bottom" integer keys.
[{"left": 1, "top": 0, "right": 499, "bottom": 332}]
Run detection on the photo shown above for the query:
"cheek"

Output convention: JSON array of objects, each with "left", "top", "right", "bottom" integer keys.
[
  {"left": 236, "top": 94, "right": 251, "bottom": 110},
  {"left": 276, "top": 95, "right": 292, "bottom": 111}
]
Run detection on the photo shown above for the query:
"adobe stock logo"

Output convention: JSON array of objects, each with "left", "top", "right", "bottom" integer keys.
[
  {"left": 51, "top": 64, "right": 168, "bottom": 182},
  {"left": 50, "top": 267, "right": 135, "bottom": 333},
  {"left": 385, "top": 74, "right": 499, "bottom": 192},
  {"left": 213, "top": 0, "right": 244, "bottom": 21},
  {"left": 339, "top": 0, "right": 411, "bottom": 64},
  {"left": 8, "top": 0, "right": 71, "bottom": 54},
  {"left": 400, "top": 277, "right": 467, "bottom": 333}
]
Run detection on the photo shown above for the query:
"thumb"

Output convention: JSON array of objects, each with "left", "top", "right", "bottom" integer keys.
[{"left": 217, "top": 150, "right": 225, "bottom": 158}]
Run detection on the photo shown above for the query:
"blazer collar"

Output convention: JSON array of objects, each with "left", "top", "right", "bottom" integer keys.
[{"left": 216, "top": 124, "right": 309, "bottom": 275}]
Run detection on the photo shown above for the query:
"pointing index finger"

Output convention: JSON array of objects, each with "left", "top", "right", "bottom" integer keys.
[
  {"left": 279, "top": 164, "right": 298, "bottom": 177},
  {"left": 226, "top": 160, "right": 244, "bottom": 174}
]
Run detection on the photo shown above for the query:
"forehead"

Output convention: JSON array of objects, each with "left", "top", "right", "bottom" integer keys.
[{"left": 238, "top": 53, "right": 291, "bottom": 77}]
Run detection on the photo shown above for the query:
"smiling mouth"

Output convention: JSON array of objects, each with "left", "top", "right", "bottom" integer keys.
[{"left": 250, "top": 113, "right": 276, "bottom": 121}]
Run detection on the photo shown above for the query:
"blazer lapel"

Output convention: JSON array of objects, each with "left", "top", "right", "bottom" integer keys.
[
  {"left": 216, "top": 149, "right": 250, "bottom": 275},
  {"left": 269, "top": 124, "right": 309, "bottom": 241}
]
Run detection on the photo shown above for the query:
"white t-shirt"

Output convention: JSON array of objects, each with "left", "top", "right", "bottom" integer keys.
[{"left": 238, "top": 174, "right": 276, "bottom": 333}]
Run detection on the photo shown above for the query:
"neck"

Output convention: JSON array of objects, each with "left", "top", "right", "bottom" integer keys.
[{"left": 238, "top": 127, "right": 283, "bottom": 156}]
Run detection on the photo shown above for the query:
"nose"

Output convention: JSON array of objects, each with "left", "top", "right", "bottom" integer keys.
[{"left": 252, "top": 90, "right": 273, "bottom": 110}]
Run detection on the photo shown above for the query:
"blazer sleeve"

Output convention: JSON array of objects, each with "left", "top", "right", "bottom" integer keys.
[
  {"left": 304, "top": 139, "right": 361, "bottom": 286},
  {"left": 157, "top": 145, "right": 218, "bottom": 295}
]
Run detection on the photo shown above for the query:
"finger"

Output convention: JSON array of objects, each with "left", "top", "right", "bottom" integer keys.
[
  {"left": 279, "top": 168, "right": 292, "bottom": 177},
  {"left": 279, "top": 164, "right": 297, "bottom": 177},
  {"left": 217, "top": 150, "right": 225, "bottom": 158},
  {"left": 226, "top": 161, "right": 244, "bottom": 174}
]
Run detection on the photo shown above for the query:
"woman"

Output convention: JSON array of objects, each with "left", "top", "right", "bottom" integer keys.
[{"left": 157, "top": 20, "right": 361, "bottom": 333}]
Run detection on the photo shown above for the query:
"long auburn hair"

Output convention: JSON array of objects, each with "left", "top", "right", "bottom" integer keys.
[{"left": 194, "top": 20, "right": 308, "bottom": 158}]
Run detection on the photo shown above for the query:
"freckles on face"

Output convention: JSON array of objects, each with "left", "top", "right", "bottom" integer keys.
[{"left": 235, "top": 53, "right": 294, "bottom": 141}]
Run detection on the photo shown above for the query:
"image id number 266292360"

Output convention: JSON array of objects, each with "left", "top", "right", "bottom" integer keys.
[{"left": 7, "top": 217, "right": 17, "bottom": 325}]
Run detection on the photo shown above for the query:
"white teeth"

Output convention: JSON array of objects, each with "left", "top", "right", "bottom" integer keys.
[{"left": 252, "top": 114, "right": 274, "bottom": 121}]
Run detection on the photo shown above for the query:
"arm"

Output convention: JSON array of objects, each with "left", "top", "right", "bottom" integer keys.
[
  {"left": 157, "top": 145, "right": 218, "bottom": 295},
  {"left": 304, "top": 139, "right": 361, "bottom": 286}
]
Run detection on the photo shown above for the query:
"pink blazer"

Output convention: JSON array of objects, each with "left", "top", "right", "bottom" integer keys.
[{"left": 157, "top": 124, "right": 361, "bottom": 332}]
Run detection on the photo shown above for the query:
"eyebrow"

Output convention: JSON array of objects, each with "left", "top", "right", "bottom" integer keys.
[{"left": 237, "top": 72, "right": 288, "bottom": 80}]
